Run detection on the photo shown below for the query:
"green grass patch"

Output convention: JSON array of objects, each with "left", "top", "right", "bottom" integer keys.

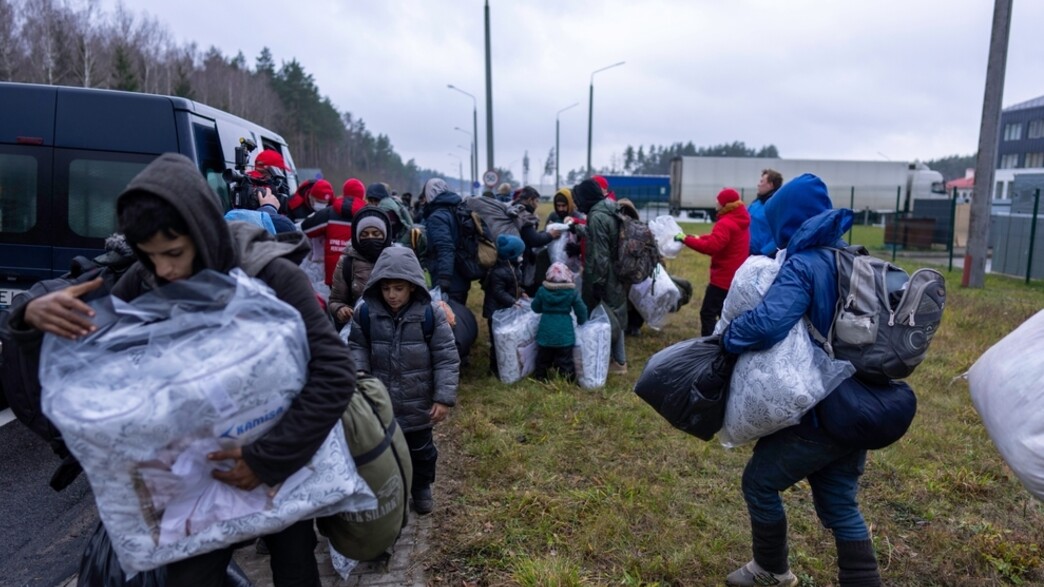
[{"left": 426, "top": 220, "right": 1044, "bottom": 586}]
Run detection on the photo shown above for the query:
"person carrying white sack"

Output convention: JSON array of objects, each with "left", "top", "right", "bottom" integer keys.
[
  {"left": 719, "top": 174, "right": 882, "bottom": 587},
  {"left": 11, "top": 153, "right": 356, "bottom": 586}
]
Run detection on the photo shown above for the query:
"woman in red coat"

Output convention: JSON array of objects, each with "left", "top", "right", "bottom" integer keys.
[{"left": 675, "top": 188, "right": 751, "bottom": 336}]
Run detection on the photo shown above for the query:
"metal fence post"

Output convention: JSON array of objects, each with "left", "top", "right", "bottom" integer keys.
[
  {"left": 949, "top": 187, "right": 958, "bottom": 273},
  {"left": 848, "top": 186, "right": 855, "bottom": 244},
  {"left": 1027, "top": 188, "right": 1041, "bottom": 284},
  {"left": 893, "top": 186, "right": 900, "bottom": 263}
]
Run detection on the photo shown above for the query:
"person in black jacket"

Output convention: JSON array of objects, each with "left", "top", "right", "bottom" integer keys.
[
  {"left": 482, "top": 234, "right": 525, "bottom": 377},
  {"left": 13, "top": 153, "right": 355, "bottom": 587},
  {"left": 510, "top": 187, "right": 562, "bottom": 296}
]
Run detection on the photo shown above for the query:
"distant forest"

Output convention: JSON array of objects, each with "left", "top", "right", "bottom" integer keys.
[{"left": 0, "top": 0, "right": 442, "bottom": 191}]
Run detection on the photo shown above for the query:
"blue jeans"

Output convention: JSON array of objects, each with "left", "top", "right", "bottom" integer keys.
[
  {"left": 611, "top": 324, "right": 627, "bottom": 364},
  {"left": 742, "top": 424, "right": 870, "bottom": 542}
]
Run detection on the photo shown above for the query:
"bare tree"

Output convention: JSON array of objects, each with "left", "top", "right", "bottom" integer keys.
[
  {"left": 22, "top": 0, "right": 74, "bottom": 85},
  {"left": 0, "top": 0, "right": 26, "bottom": 81},
  {"left": 68, "top": 0, "right": 103, "bottom": 87}
]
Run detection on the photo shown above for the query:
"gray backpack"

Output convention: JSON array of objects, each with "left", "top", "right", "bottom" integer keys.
[{"left": 807, "top": 245, "right": 946, "bottom": 383}]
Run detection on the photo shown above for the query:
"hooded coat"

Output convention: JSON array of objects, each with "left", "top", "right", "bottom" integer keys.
[
  {"left": 679, "top": 200, "right": 751, "bottom": 290},
  {"left": 347, "top": 247, "right": 459, "bottom": 432},
  {"left": 328, "top": 207, "right": 394, "bottom": 326},
  {"left": 747, "top": 187, "right": 778, "bottom": 256},
  {"left": 109, "top": 153, "right": 355, "bottom": 487},
  {"left": 531, "top": 282, "right": 588, "bottom": 348},
  {"left": 420, "top": 179, "right": 470, "bottom": 296},
  {"left": 580, "top": 197, "right": 628, "bottom": 331},
  {"left": 723, "top": 173, "right": 854, "bottom": 355},
  {"left": 545, "top": 188, "right": 582, "bottom": 227}
]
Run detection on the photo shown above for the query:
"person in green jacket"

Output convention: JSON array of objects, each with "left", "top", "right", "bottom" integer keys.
[{"left": 531, "top": 262, "right": 589, "bottom": 382}]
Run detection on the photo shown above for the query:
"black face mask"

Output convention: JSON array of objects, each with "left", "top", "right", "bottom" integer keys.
[{"left": 356, "top": 237, "right": 387, "bottom": 263}]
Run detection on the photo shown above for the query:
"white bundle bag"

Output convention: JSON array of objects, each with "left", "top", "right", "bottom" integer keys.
[
  {"left": 299, "top": 238, "right": 330, "bottom": 301},
  {"left": 546, "top": 222, "right": 583, "bottom": 278},
  {"left": 648, "top": 215, "right": 685, "bottom": 259},
  {"left": 968, "top": 309, "right": 1044, "bottom": 501},
  {"left": 716, "top": 255, "right": 854, "bottom": 447},
  {"left": 573, "top": 304, "right": 612, "bottom": 389},
  {"left": 40, "top": 269, "right": 375, "bottom": 573},
  {"left": 628, "top": 264, "right": 681, "bottom": 330},
  {"left": 492, "top": 299, "right": 540, "bottom": 384}
]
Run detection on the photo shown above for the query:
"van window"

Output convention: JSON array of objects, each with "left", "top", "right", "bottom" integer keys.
[
  {"left": 68, "top": 159, "right": 149, "bottom": 238},
  {"left": 0, "top": 153, "right": 38, "bottom": 234},
  {"left": 193, "top": 120, "right": 231, "bottom": 210}
]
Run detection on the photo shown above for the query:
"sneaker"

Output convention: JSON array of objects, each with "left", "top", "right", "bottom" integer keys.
[
  {"left": 609, "top": 360, "right": 628, "bottom": 375},
  {"left": 725, "top": 561, "right": 797, "bottom": 587},
  {"left": 412, "top": 485, "right": 434, "bottom": 515}
]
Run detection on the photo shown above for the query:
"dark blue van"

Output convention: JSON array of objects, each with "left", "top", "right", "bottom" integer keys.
[{"left": 0, "top": 82, "right": 298, "bottom": 308}]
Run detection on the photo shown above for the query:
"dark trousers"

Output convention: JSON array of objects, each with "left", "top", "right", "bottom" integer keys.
[
  {"left": 166, "top": 519, "right": 319, "bottom": 587},
  {"left": 699, "top": 283, "right": 729, "bottom": 337},
  {"left": 533, "top": 344, "right": 576, "bottom": 382},
  {"left": 487, "top": 317, "right": 499, "bottom": 377},
  {"left": 449, "top": 289, "right": 468, "bottom": 305},
  {"left": 404, "top": 427, "right": 438, "bottom": 490}
]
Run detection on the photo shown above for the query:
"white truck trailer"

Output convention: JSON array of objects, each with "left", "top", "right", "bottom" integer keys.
[{"left": 668, "top": 156, "right": 946, "bottom": 215}]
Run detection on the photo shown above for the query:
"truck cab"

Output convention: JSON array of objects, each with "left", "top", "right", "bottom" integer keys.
[{"left": 0, "top": 82, "right": 298, "bottom": 308}]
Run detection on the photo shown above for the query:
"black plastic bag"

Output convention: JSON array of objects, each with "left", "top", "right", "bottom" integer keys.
[
  {"left": 633, "top": 336, "right": 735, "bottom": 440},
  {"left": 78, "top": 522, "right": 254, "bottom": 587},
  {"left": 78, "top": 522, "right": 165, "bottom": 587}
]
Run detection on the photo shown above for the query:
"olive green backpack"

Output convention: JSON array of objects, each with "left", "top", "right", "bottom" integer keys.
[{"left": 317, "top": 374, "right": 412, "bottom": 561}]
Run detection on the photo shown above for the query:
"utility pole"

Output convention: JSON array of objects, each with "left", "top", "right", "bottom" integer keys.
[
  {"left": 965, "top": 0, "right": 1012, "bottom": 288},
  {"left": 484, "top": 0, "right": 494, "bottom": 172}
]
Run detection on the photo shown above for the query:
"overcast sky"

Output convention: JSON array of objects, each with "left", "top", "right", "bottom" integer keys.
[{"left": 115, "top": 0, "right": 1044, "bottom": 182}]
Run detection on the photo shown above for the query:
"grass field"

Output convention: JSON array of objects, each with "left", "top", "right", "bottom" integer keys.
[{"left": 422, "top": 210, "right": 1044, "bottom": 586}]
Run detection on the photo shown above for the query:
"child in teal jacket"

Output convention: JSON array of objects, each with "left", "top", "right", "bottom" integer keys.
[{"left": 531, "top": 262, "right": 589, "bottom": 382}]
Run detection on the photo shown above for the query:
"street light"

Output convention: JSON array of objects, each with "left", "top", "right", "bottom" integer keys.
[
  {"left": 447, "top": 84, "right": 479, "bottom": 193},
  {"left": 586, "top": 61, "right": 625, "bottom": 177},
  {"left": 454, "top": 126, "right": 475, "bottom": 194},
  {"left": 556, "top": 102, "right": 580, "bottom": 190},
  {"left": 447, "top": 152, "right": 464, "bottom": 195}
]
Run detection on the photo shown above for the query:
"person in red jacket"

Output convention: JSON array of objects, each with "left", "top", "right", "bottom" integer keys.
[
  {"left": 675, "top": 187, "right": 750, "bottom": 336},
  {"left": 301, "top": 178, "right": 367, "bottom": 285}
]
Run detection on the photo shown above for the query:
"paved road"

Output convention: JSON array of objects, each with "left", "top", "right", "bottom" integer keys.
[{"left": 0, "top": 411, "right": 98, "bottom": 587}]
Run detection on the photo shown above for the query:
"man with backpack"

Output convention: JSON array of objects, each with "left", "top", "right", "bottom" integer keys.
[
  {"left": 720, "top": 174, "right": 887, "bottom": 587},
  {"left": 572, "top": 178, "right": 628, "bottom": 374},
  {"left": 420, "top": 178, "right": 471, "bottom": 304}
]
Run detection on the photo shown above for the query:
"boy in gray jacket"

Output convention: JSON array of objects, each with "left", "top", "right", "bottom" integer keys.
[{"left": 348, "top": 247, "right": 459, "bottom": 515}]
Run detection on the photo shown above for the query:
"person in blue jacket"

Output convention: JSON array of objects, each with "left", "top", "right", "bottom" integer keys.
[
  {"left": 721, "top": 174, "right": 881, "bottom": 587},
  {"left": 747, "top": 168, "right": 782, "bottom": 256},
  {"left": 420, "top": 178, "right": 471, "bottom": 304}
]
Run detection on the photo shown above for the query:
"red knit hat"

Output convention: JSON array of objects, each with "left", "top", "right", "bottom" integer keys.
[
  {"left": 342, "top": 178, "right": 365, "bottom": 199},
  {"left": 717, "top": 188, "right": 741, "bottom": 206},
  {"left": 310, "top": 179, "right": 334, "bottom": 202},
  {"left": 592, "top": 175, "right": 609, "bottom": 191},
  {"left": 254, "top": 149, "right": 288, "bottom": 170}
]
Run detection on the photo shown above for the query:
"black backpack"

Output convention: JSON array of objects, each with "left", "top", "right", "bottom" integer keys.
[{"left": 807, "top": 245, "right": 946, "bottom": 383}]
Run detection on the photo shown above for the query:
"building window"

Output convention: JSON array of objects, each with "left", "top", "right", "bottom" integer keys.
[
  {"left": 1030, "top": 120, "right": 1044, "bottom": 139},
  {"left": 1026, "top": 152, "right": 1044, "bottom": 169},
  {"left": 1003, "top": 123, "right": 1023, "bottom": 141},
  {"left": 1000, "top": 153, "right": 1019, "bottom": 169}
]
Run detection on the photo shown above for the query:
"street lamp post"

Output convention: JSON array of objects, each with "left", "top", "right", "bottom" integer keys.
[
  {"left": 454, "top": 127, "right": 475, "bottom": 195},
  {"left": 448, "top": 153, "right": 464, "bottom": 195},
  {"left": 586, "top": 61, "right": 625, "bottom": 177},
  {"left": 556, "top": 102, "right": 579, "bottom": 190},
  {"left": 447, "top": 84, "right": 479, "bottom": 193}
]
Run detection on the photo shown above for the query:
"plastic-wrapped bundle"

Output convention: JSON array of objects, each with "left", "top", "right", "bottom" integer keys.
[
  {"left": 648, "top": 215, "right": 684, "bottom": 259},
  {"left": 716, "top": 256, "right": 854, "bottom": 447},
  {"left": 573, "top": 305, "right": 612, "bottom": 389},
  {"left": 40, "top": 269, "right": 375, "bottom": 573},
  {"left": 628, "top": 264, "right": 681, "bottom": 330},
  {"left": 492, "top": 300, "right": 540, "bottom": 384},
  {"left": 968, "top": 309, "right": 1044, "bottom": 501},
  {"left": 299, "top": 255, "right": 330, "bottom": 301},
  {"left": 546, "top": 223, "right": 582, "bottom": 276}
]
